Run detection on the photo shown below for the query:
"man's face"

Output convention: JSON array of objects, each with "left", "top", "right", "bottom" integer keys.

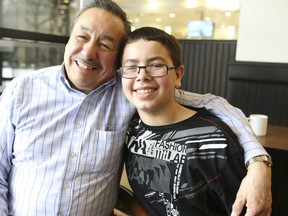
[{"left": 64, "top": 8, "right": 126, "bottom": 94}]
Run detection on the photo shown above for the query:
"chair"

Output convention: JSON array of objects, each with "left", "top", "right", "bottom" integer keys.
[{"left": 113, "top": 185, "right": 150, "bottom": 216}]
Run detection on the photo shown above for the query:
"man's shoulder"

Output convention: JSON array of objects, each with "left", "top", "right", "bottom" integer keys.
[
  {"left": 10, "top": 66, "right": 60, "bottom": 90},
  {"left": 6, "top": 65, "right": 62, "bottom": 96},
  {"left": 35, "top": 65, "right": 61, "bottom": 73},
  {"left": 12, "top": 65, "right": 61, "bottom": 82},
  {"left": 28, "top": 65, "right": 61, "bottom": 78}
]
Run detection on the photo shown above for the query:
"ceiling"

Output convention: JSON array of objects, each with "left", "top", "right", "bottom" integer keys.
[{"left": 114, "top": 0, "right": 242, "bottom": 39}]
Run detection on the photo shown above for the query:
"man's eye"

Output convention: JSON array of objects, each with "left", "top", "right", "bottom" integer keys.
[
  {"left": 99, "top": 43, "right": 111, "bottom": 50},
  {"left": 76, "top": 35, "right": 87, "bottom": 41},
  {"left": 99, "top": 42, "right": 114, "bottom": 51}
]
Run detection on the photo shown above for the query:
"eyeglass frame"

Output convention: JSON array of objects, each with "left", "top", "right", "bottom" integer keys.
[{"left": 117, "top": 64, "right": 177, "bottom": 79}]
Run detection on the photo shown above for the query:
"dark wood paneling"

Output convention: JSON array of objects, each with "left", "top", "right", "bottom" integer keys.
[
  {"left": 179, "top": 40, "right": 236, "bottom": 98},
  {"left": 229, "top": 62, "right": 288, "bottom": 83},
  {"left": 228, "top": 80, "right": 288, "bottom": 125},
  {"left": 227, "top": 62, "right": 288, "bottom": 126},
  {"left": 178, "top": 40, "right": 288, "bottom": 126}
]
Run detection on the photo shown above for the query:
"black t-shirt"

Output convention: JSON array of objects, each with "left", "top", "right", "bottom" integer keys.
[{"left": 125, "top": 108, "right": 246, "bottom": 216}]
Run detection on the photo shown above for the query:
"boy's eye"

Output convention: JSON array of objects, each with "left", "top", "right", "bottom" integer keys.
[{"left": 151, "top": 64, "right": 165, "bottom": 68}]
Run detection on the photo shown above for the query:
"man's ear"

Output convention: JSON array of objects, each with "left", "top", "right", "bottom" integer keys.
[{"left": 175, "top": 65, "right": 185, "bottom": 89}]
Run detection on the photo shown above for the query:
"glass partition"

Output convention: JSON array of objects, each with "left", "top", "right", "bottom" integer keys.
[
  {"left": 116, "top": 0, "right": 241, "bottom": 40},
  {"left": 0, "top": 38, "right": 66, "bottom": 93},
  {"left": 0, "top": 0, "right": 75, "bottom": 94},
  {"left": 0, "top": 0, "right": 79, "bottom": 36},
  {"left": 0, "top": 0, "right": 242, "bottom": 94}
]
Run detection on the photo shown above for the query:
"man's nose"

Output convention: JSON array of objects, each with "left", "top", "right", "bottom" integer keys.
[{"left": 82, "top": 41, "right": 98, "bottom": 59}]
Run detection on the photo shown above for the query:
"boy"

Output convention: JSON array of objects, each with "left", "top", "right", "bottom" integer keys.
[{"left": 118, "top": 27, "right": 246, "bottom": 215}]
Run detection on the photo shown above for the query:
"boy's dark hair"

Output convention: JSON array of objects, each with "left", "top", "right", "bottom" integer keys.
[
  {"left": 72, "top": 0, "right": 131, "bottom": 35},
  {"left": 118, "top": 27, "right": 182, "bottom": 68}
]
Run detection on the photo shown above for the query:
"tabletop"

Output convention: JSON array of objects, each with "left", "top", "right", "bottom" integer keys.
[{"left": 257, "top": 124, "right": 288, "bottom": 151}]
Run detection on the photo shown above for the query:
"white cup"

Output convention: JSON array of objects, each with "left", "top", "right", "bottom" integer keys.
[{"left": 248, "top": 114, "right": 268, "bottom": 137}]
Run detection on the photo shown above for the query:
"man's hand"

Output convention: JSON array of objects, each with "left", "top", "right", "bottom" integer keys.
[{"left": 231, "top": 162, "right": 272, "bottom": 216}]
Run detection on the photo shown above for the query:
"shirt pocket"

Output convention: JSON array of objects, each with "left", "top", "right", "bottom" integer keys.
[{"left": 89, "top": 128, "right": 126, "bottom": 173}]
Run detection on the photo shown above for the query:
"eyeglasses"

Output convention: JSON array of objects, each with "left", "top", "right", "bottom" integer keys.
[{"left": 118, "top": 64, "right": 177, "bottom": 79}]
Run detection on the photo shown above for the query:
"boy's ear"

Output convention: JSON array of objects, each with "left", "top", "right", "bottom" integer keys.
[{"left": 175, "top": 65, "right": 185, "bottom": 89}]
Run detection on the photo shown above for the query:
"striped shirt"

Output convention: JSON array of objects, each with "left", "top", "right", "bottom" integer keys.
[
  {"left": 0, "top": 64, "right": 268, "bottom": 215},
  {"left": 0, "top": 65, "right": 134, "bottom": 216}
]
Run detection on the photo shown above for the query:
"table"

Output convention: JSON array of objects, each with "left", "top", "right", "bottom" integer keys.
[
  {"left": 257, "top": 124, "right": 288, "bottom": 151},
  {"left": 257, "top": 125, "right": 288, "bottom": 215}
]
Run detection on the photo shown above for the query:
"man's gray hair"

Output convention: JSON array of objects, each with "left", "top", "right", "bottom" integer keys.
[{"left": 72, "top": 0, "right": 131, "bottom": 35}]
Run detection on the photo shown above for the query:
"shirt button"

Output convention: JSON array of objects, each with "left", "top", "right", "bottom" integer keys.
[
  {"left": 70, "top": 152, "right": 76, "bottom": 158},
  {"left": 64, "top": 183, "right": 69, "bottom": 190},
  {"left": 76, "top": 124, "right": 81, "bottom": 129}
]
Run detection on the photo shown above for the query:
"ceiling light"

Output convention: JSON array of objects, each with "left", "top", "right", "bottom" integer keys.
[
  {"left": 148, "top": 1, "right": 159, "bottom": 10},
  {"left": 227, "top": 25, "right": 235, "bottom": 39},
  {"left": 220, "top": 23, "right": 226, "bottom": 28},
  {"left": 185, "top": 0, "right": 199, "bottom": 8},
  {"left": 205, "top": 0, "right": 217, "bottom": 9},
  {"left": 225, "top": 11, "right": 232, "bottom": 17},
  {"left": 169, "top": 13, "right": 176, "bottom": 18}
]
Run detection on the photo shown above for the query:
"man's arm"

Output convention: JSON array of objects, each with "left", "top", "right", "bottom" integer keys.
[
  {"left": 231, "top": 162, "right": 272, "bottom": 216},
  {"left": 175, "top": 90, "right": 272, "bottom": 216},
  {"left": 174, "top": 90, "right": 269, "bottom": 162},
  {"left": 0, "top": 84, "right": 15, "bottom": 215}
]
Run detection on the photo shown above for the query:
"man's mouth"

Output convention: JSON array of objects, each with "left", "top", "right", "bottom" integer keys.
[
  {"left": 73, "top": 57, "right": 102, "bottom": 71},
  {"left": 77, "top": 61, "right": 96, "bottom": 70}
]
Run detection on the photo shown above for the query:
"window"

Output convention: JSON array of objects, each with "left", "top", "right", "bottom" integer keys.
[{"left": 0, "top": 0, "right": 78, "bottom": 93}]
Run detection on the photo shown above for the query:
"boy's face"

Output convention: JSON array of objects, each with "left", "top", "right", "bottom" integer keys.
[{"left": 121, "top": 39, "right": 184, "bottom": 115}]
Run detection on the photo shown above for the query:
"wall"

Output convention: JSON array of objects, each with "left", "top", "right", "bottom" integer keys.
[
  {"left": 178, "top": 40, "right": 288, "bottom": 126},
  {"left": 228, "top": 62, "right": 288, "bottom": 125},
  {"left": 236, "top": 0, "right": 288, "bottom": 63},
  {"left": 179, "top": 40, "right": 236, "bottom": 98}
]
